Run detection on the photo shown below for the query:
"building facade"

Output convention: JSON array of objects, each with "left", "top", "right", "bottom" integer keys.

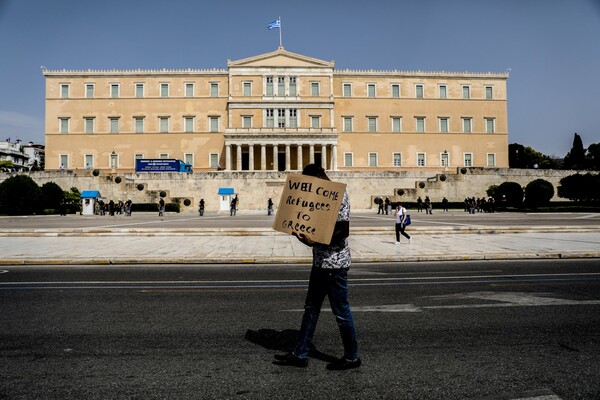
[{"left": 43, "top": 47, "right": 508, "bottom": 173}]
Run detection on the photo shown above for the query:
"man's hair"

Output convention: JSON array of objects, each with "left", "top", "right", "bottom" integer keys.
[{"left": 302, "top": 163, "right": 329, "bottom": 180}]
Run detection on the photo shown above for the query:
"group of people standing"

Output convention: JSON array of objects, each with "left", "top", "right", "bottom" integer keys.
[{"left": 96, "top": 198, "right": 132, "bottom": 216}]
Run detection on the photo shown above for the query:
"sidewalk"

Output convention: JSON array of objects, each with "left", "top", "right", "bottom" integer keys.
[{"left": 1, "top": 227, "right": 599, "bottom": 265}]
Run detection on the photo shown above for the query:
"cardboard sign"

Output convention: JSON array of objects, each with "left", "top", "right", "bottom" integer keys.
[{"left": 273, "top": 173, "right": 347, "bottom": 245}]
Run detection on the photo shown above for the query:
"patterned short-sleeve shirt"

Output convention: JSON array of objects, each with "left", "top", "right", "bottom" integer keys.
[{"left": 312, "top": 191, "right": 351, "bottom": 269}]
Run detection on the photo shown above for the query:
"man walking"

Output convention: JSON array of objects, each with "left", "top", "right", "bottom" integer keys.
[{"left": 273, "top": 164, "right": 360, "bottom": 371}]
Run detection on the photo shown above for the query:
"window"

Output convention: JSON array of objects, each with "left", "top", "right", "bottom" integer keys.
[
  {"left": 266, "top": 76, "right": 274, "bottom": 96},
  {"left": 439, "top": 117, "right": 449, "bottom": 133},
  {"left": 184, "top": 116, "right": 194, "bottom": 133},
  {"left": 417, "top": 153, "right": 426, "bottom": 167},
  {"left": 85, "top": 154, "right": 93, "bottom": 169},
  {"left": 135, "top": 83, "right": 144, "bottom": 98},
  {"left": 485, "top": 118, "right": 495, "bottom": 133},
  {"left": 135, "top": 117, "right": 144, "bottom": 133},
  {"left": 210, "top": 153, "right": 219, "bottom": 168},
  {"left": 243, "top": 82, "right": 251, "bottom": 96},
  {"left": 367, "top": 83, "right": 376, "bottom": 98},
  {"left": 159, "top": 117, "right": 169, "bottom": 133},
  {"left": 278, "top": 76, "right": 285, "bottom": 96},
  {"left": 487, "top": 153, "right": 496, "bottom": 167},
  {"left": 110, "top": 152, "right": 118, "bottom": 169},
  {"left": 289, "top": 109, "right": 297, "bottom": 128},
  {"left": 485, "top": 86, "right": 493, "bottom": 99},
  {"left": 277, "top": 109, "right": 286, "bottom": 128},
  {"left": 110, "top": 83, "right": 119, "bottom": 98},
  {"left": 343, "top": 117, "right": 353, "bottom": 132},
  {"left": 344, "top": 153, "right": 353, "bottom": 167},
  {"left": 242, "top": 116, "right": 252, "bottom": 128},
  {"left": 391, "top": 84, "right": 400, "bottom": 98},
  {"left": 209, "top": 116, "right": 219, "bottom": 132},
  {"left": 210, "top": 83, "right": 218, "bottom": 97},
  {"left": 415, "top": 84, "right": 424, "bottom": 99},
  {"left": 343, "top": 83, "right": 352, "bottom": 97},
  {"left": 441, "top": 151, "right": 450, "bottom": 167},
  {"left": 439, "top": 85, "right": 447, "bottom": 99},
  {"left": 416, "top": 117, "right": 425, "bottom": 133},
  {"left": 159, "top": 153, "right": 169, "bottom": 159},
  {"left": 369, "top": 152, "right": 378, "bottom": 167},
  {"left": 462, "top": 85, "right": 470, "bottom": 99},
  {"left": 393, "top": 153, "right": 402, "bottom": 167},
  {"left": 60, "top": 154, "right": 68, "bottom": 169},
  {"left": 160, "top": 83, "right": 169, "bottom": 98},
  {"left": 289, "top": 76, "right": 297, "bottom": 96},
  {"left": 59, "top": 118, "right": 69, "bottom": 134},
  {"left": 134, "top": 153, "right": 144, "bottom": 161},
  {"left": 462, "top": 117, "right": 472, "bottom": 133},
  {"left": 464, "top": 153, "right": 473, "bottom": 167},
  {"left": 310, "top": 116, "right": 321, "bottom": 129},
  {"left": 311, "top": 82, "right": 320, "bottom": 96},
  {"left": 84, "top": 117, "right": 94, "bottom": 134},
  {"left": 391, "top": 117, "right": 402, "bottom": 133},
  {"left": 185, "top": 83, "right": 194, "bottom": 97},
  {"left": 266, "top": 109, "right": 274, "bottom": 128},
  {"left": 184, "top": 153, "right": 194, "bottom": 166},
  {"left": 85, "top": 84, "right": 94, "bottom": 98},
  {"left": 60, "top": 84, "right": 69, "bottom": 99},
  {"left": 367, "top": 117, "right": 377, "bottom": 132},
  {"left": 110, "top": 117, "right": 119, "bottom": 133}
]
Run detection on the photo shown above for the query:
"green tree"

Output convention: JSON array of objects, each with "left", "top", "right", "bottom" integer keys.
[
  {"left": 558, "top": 173, "right": 600, "bottom": 202},
  {"left": 40, "top": 181, "right": 65, "bottom": 211},
  {"left": 0, "top": 175, "right": 42, "bottom": 215},
  {"left": 64, "top": 187, "right": 82, "bottom": 213},
  {"left": 508, "top": 143, "right": 558, "bottom": 169},
  {"left": 563, "top": 133, "right": 586, "bottom": 170},
  {"left": 586, "top": 143, "right": 600, "bottom": 171},
  {"left": 524, "top": 179, "right": 554, "bottom": 208}
]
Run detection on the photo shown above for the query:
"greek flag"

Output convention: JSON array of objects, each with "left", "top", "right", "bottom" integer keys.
[{"left": 268, "top": 18, "right": 280, "bottom": 30}]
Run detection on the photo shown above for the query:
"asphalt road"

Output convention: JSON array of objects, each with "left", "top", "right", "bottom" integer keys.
[
  {"left": 2, "top": 210, "right": 600, "bottom": 231},
  {"left": 1, "top": 259, "right": 600, "bottom": 399}
]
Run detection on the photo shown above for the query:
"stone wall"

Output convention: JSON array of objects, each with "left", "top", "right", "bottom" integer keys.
[{"left": 0, "top": 168, "right": 589, "bottom": 212}]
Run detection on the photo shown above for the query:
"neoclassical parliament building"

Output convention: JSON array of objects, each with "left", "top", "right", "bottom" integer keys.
[{"left": 43, "top": 47, "right": 509, "bottom": 174}]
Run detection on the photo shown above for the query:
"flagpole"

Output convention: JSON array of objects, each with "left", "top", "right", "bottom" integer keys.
[{"left": 279, "top": 16, "right": 283, "bottom": 48}]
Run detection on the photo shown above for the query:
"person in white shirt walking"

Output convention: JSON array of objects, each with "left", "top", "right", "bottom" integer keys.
[{"left": 394, "top": 203, "right": 411, "bottom": 244}]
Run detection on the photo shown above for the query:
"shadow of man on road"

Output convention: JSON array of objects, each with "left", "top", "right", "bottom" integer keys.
[{"left": 244, "top": 328, "right": 337, "bottom": 362}]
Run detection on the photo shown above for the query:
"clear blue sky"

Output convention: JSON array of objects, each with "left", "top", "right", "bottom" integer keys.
[{"left": 1, "top": 0, "right": 599, "bottom": 157}]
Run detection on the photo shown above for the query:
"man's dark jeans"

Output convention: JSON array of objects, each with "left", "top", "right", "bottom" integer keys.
[{"left": 294, "top": 267, "right": 359, "bottom": 360}]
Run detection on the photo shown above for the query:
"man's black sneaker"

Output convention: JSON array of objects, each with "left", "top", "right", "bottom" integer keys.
[
  {"left": 326, "top": 357, "right": 361, "bottom": 370},
  {"left": 273, "top": 353, "right": 308, "bottom": 367}
]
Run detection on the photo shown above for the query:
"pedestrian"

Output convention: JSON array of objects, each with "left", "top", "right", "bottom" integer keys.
[
  {"left": 109, "top": 199, "right": 115, "bottom": 216},
  {"left": 267, "top": 198, "right": 273, "bottom": 215},
  {"left": 377, "top": 197, "right": 384, "bottom": 214},
  {"left": 199, "top": 199, "right": 205, "bottom": 216},
  {"left": 425, "top": 196, "right": 433, "bottom": 214},
  {"left": 442, "top": 197, "right": 449, "bottom": 212},
  {"left": 394, "top": 203, "right": 411, "bottom": 244},
  {"left": 273, "top": 163, "right": 360, "bottom": 371},
  {"left": 417, "top": 196, "right": 423, "bottom": 213},
  {"left": 230, "top": 195, "right": 238, "bottom": 216},
  {"left": 158, "top": 198, "right": 165, "bottom": 217},
  {"left": 125, "top": 198, "right": 132, "bottom": 216},
  {"left": 384, "top": 197, "right": 390, "bottom": 215},
  {"left": 59, "top": 198, "right": 67, "bottom": 216}
]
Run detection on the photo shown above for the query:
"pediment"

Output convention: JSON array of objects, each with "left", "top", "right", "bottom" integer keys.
[{"left": 228, "top": 47, "right": 334, "bottom": 69}]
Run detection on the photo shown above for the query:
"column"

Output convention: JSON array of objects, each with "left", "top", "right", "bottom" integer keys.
[
  {"left": 332, "top": 144, "right": 338, "bottom": 171},
  {"left": 285, "top": 144, "right": 291, "bottom": 171},
  {"left": 272, "top": 145, "right": 278, "bottom": 171},
  {"left": 261, "top": 145, "right": 266, "bottom": 171},
  {"left": 297, "top": 144, "right": 303, "bottom": 171},
  {"left": 226, "top": 144, "right": 231, "bottom": 171},
  {"left": 236, "top": 144, "right": 242, "bottom": 172},
  {"left": 321, "top": 145, "right": 327, "bottom": 170},
  {"left": 249, "top": 144, "right": 254, "bottom": 171},
  {"left": 309, "top": 144, "right": 315, "bottom": 164}
]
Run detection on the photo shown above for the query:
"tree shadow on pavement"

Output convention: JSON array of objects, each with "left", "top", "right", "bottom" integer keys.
[{"left": 244, "top": 328, "right": 337, "bottom": 362}]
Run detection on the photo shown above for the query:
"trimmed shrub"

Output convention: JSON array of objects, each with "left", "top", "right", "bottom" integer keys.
[
  {"left": 558, "top": 173, "right": 600, "bottom": 202},
  {"left": 0, "top": 175, "right": 42, "bottom": 215},
  {"left": 41, "top": 181, "right": 64, "bottom": 211},
  {"left": 495, "top": 181, "right": 523, "bottom": 207},
  {"left": 525, "top": 179, "right": 554, "bottom": 208}
]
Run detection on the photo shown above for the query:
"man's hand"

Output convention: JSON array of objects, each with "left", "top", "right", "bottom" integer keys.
[{"left": 293, "top": 232, "right": 315, "bottom": 247}]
